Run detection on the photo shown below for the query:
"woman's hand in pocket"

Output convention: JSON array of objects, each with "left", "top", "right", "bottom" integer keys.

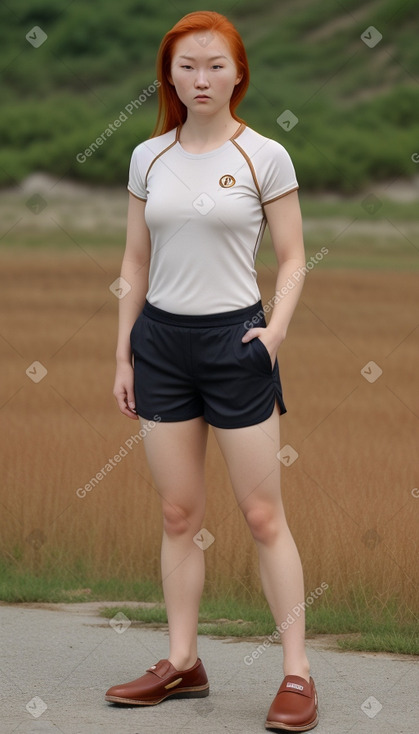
[{"left": 242, "top": 327, "right": 281, "bottom": 369}]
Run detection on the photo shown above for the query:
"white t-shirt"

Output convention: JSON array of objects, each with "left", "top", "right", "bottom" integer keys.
[{"left": 127, "top": 123, "right": 298, "bottom": 315}]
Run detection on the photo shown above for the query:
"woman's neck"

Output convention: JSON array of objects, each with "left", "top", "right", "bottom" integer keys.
[{"left": 178, "top": 114, "right": 243, "bottom": 152}]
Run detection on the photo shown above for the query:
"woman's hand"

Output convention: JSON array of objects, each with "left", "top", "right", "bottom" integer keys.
[
  {"left": 241, "top": 327, "right": 284, "bottom": 369},
  {"left": 113, "top": 360, "right": 138, "bottom": 420}
]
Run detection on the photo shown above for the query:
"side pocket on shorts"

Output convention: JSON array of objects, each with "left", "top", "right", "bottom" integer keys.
[
  {"left": 253, "top": 336, "right": 275, "bottom": 373},
  {"left": 130, "top": 312, "right": 144, "bottom": 354},
  {"left": 233, "top": 326, "right": 273, "bottom": 375}
]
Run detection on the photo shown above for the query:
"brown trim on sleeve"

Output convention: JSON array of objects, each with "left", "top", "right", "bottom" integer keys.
[
  {"left": 262, "top": 186, "right": 299, "bottom": 206},
  {"left": 253, "top": 216, "right": 267, "bottom": 261},
  {"left": 127, "top": 187, "right": 147, "bottom": 201}
]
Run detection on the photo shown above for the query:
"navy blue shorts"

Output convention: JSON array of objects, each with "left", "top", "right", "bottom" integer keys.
[{"left": 130, "top": 300, "right": 286, "bottom": 429}]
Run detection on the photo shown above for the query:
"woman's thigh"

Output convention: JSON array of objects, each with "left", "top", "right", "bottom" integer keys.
[
  {"left": 139, "top": 415, "right": 208, "bottom": 516},
  {"left": 212, "top": 405, "right": 283, "bottom": 516}
]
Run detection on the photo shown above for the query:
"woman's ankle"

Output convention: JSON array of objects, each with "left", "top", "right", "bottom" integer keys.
[
  {"left": 168, "top": 654, "right": 199, "bottom": 671},
  {"left": 283, "top": 657, "right": 311, "bottom": 683}
]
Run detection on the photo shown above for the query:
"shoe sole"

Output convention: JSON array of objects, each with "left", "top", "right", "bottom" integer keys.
[
  {"left": 265, "top": 713, "right": 319, "bottom": 731},
  {"left": 105, "top": 684, "right": 209, "bottom": 705}
]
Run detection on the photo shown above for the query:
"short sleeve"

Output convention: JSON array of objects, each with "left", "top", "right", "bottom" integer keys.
[
  {"left": 259, "top": 141, "right": 299, "bottom": 205},
  {"left": 127, "top": 145, "right": 147, "bottom": 201}
]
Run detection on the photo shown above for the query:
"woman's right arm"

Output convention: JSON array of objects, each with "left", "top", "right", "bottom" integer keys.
[{"left": 113, "top": 193, "right": 151, "bottom": 420}]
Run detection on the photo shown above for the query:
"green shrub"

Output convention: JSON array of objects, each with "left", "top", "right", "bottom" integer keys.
[{"left": 0, "top": 0, "right": 418, "bottom": 190}]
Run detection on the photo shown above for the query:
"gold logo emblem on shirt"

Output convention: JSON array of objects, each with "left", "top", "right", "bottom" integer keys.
[{"left": 219, "top": 174, "right": 236, "bottom": 188}]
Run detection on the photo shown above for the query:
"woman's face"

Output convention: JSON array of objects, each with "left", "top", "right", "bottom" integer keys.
[{"left": 170, "top": 31, "right": 242, "bottom": 117}]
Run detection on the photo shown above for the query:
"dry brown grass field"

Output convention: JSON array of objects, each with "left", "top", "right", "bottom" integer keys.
[{"left": 1, "top": 186, "right": 418, "bottom": 611}]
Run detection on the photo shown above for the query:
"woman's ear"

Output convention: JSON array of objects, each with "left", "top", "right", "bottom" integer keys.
[{"left": 235, "top": 74, "right": 243, "bottom": 86}]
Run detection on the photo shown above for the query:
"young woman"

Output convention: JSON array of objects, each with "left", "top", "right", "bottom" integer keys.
[{"left": 106, "top": 10, "right": 319, "bottom": 732}]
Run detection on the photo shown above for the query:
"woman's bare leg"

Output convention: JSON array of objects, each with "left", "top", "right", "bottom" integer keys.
[
  {"left": 140, "top": 416, "right": 208, "bottom": 671},
  {"left": 213, "top": 406, "right": 310, "bottom": 681}
]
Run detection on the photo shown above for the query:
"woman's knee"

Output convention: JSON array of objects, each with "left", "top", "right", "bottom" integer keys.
[
  {"left": 162, "top": 500, "right": 204, "bottom": 537},
  {"left": 243, "top": 502, "right": 286, "bottom": 545}
]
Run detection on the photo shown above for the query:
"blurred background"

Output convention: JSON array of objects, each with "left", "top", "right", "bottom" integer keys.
[
  {"left": 1, "top": 0, "right": 418, "bottom": 642},
  {"left": 1, "top": 0, "right": 419, "bottom": 191}
]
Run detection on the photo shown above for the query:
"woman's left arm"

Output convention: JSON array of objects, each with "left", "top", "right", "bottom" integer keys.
[{"left": 241, "top": 190, "right": 306, "bottom": 365}]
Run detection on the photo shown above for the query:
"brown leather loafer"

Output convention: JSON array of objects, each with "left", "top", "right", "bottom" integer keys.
[
  {"left": 105, "top": 658, "right": 209, "bottom": 705},
  {"left": 265, "top": 675, "right": 319, "bottom": 731}
]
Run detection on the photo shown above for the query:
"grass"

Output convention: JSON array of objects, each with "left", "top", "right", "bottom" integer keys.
[
  {"left": 298, "top": 197, "right": 419, "bottom": 222},
  {"left": 0, "top": 560, "right": 163, "bottom": 604},
  {"left": 99, "top": 589, "right": 419, "bottom": 656},
  {"left": 258, "top": 233, "right": 419, "bottom": 271},
  {"left": 2, "top": 190, "right": 418, "bottom": 271},
  {"left": 1, "top": 559, "right": 417, "bottom": 655}
]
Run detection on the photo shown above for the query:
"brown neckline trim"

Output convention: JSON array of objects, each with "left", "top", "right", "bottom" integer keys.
[
  {"left": 144, "top": 138, "right": 178, "bottom": 187},
  {"left": 230, "top": 122, "right": 246, "bottom": 140}
]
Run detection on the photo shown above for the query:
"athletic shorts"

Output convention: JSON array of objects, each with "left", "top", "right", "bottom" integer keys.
[{"left": 130, "top": 300, "right": 286, "bottom": 429}]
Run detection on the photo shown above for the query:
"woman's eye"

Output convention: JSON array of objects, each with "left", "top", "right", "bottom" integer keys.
[{"left": 180, "top": 64, "right": 223, "bottom": 70}]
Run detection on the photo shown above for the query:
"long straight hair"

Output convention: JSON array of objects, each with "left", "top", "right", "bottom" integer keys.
[{"left": 151, "top": 11, "right": 250, "bottom": 137}]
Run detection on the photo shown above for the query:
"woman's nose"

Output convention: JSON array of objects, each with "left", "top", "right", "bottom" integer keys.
[{"left": 195, "top": 70, "right": 209, "bottom": 88}]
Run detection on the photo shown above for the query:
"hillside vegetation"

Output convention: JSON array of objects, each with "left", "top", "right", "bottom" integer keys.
[{"left": 1, "top": 0, "right": 418, "bottom": 191}]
